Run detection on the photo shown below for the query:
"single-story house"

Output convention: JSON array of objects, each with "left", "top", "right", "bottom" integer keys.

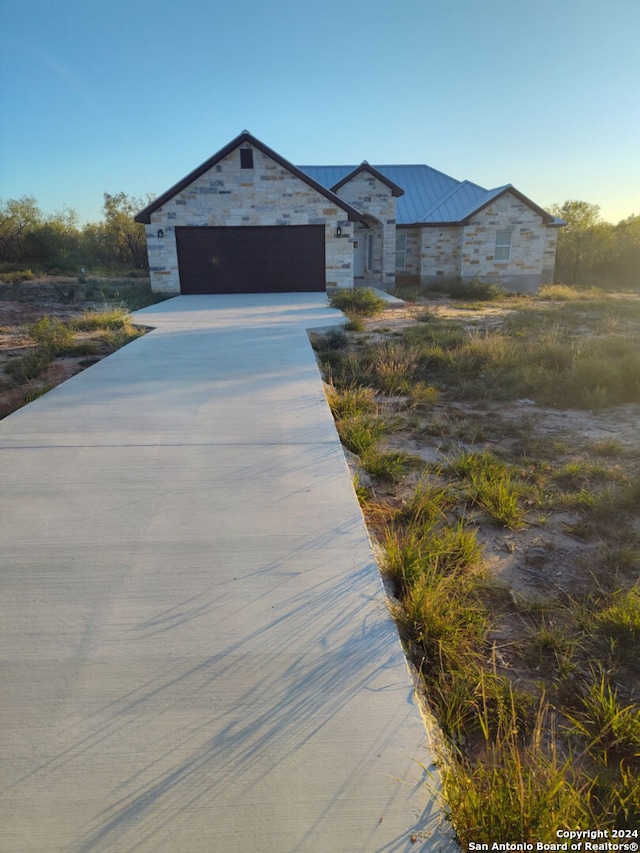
[{"left": 135, "top": 131, "right": 563, "bottom": 295}]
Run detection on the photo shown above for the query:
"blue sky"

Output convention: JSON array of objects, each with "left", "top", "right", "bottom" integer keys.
[{"left": 1, "top": 0, "right": 638, "bottom": 225}]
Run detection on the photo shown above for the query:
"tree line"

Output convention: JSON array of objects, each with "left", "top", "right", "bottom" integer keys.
[
  {"left": 0, "top": 193, "right": 150, "bottom": 272},
  {"left": 549, "top": 201, "right": 639, "bottom": 290},
  {"left": 1, "top": 193, "right": 638, "bottom": 289}
]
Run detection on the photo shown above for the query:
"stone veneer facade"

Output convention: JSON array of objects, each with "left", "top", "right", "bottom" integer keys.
[
  {"left": 398, "top": 192, "right": 558, "bottom": 293},
  {"left": 333, "top": 172, "right": 397, "bottom": 287},
  {"left": 146, "top": 145, "right": 355, "bottom": 293}
]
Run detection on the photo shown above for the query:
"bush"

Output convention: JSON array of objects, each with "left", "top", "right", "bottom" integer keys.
[
  {"left": 5, "top": 350, "right": 52, "bottom": 383},
  {"left": 28, "top": 316, "right": 74, "bottom": 353},
  {"left": 313, "top": 328, "right": 348, "bottom": 351},
  {"left": 422, "top": 277, "right": 507, "bottom": 301},
  {"left": 328, "top": 288, "right": 386, "bottom": 317},
  {"left": 447, "top": 278, "right": 507, "bottom": 301},
  {"left": 0, "top": 268, "right": 35, "bottom": 284}
]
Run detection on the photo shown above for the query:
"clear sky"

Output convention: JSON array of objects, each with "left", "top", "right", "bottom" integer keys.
[{"left": 1, "top": 0, "right": 638, "bottom": 225}]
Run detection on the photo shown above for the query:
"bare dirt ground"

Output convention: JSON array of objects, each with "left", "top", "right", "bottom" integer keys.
[{"left": 0, "top": 277, "right": 145, "bottom": 418}]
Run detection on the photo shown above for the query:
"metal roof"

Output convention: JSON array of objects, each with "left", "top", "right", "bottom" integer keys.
[{"left": 298, "top": 164, "right": 558, "bottom": 226}]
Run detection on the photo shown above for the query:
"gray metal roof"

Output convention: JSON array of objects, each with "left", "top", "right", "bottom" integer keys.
[{"left": 298, "top": 164, "right": 557, "bottom": 225}]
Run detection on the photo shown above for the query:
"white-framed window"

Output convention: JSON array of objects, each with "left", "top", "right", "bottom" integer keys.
[
  {"left": 395, "top": 232, "right": 407, "bottom": 269},
  {"left": 495, "top": 230, "right": 512, "bottom": 261}
]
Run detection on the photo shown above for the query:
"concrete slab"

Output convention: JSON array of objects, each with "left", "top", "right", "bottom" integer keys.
[{"left": 0, "top": 294, "right": 453, "bottom": 852}]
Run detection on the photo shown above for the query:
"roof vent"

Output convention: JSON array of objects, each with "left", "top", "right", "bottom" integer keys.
[{"left": 361, "top": 160, "right": 369, "bottom": 165}]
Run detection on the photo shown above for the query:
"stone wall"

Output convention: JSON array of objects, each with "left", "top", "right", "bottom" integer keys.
[
  {"left": 334, "top": 172, "right": 397, "bottom": 287},
  {"left": 541, "top": 228, "right": 559, "bottom": 285},
  {"left": 418, "top": 226, "right": 463, "bottom": 283},
  {"left": 459, "top": 193, "right": 554, "bottom": 292},
  {"left": 394, "top": 226, "right": 421, "bottom": 286},
  {"left": 146, "top": 145, "right": 354, "bottom": 293}
]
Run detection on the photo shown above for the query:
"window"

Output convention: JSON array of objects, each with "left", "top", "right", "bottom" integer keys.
[
  {"left": 395, "top": 233, "right": 407, "bottom": 269},
  {"left": 240, "top": 148, "right": 254, "bottom": 169},
  {"left": 495, "top": 230, "right": 512, "bottom": 261}
]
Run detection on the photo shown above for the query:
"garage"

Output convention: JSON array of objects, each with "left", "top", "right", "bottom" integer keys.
[{"left": 175, "top": 225, "right": 326, "bottom": 294}]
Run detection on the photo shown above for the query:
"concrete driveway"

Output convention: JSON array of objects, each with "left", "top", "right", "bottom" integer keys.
[{"left": 0, "top": 294, "right": 453, "bottom": 852}]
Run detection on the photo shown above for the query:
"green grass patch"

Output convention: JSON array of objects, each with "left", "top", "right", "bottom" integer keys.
[
  {"left": 360, "top": 449, "right": 412, "bottom": 482},
  {"left": 326, "top": 384, "right": 376, "bottom": 419},
  {"left": 449, "top": 450, "right": 526, "bottom": 529}
]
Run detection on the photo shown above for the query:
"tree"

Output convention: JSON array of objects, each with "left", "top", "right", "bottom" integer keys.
[
  {"left": 612, "top": 214, "right": 640, "bottom": 290},
  {"left": 101, "top": 192, "right": 149, "bottom": 269},
  {"left": 25, "top": 208, "right": 81, "bottom": 269},
  {"left": 550, "top": 200, "right": 606, "bottom": 285},
  {"left": 0, "top": 196, "right": 42, "bottom": 262}
]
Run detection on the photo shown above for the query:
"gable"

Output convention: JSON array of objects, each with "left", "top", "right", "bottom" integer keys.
[
  {"left": 330, "top": 164, "right": 404, "bottom": 197},
  {"left": 135, "top": 132, "right": 363, "bottom": 224}
]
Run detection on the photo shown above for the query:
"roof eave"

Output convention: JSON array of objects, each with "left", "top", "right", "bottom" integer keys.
[
  {"left": 397, "top": 221, "right": 463, "bottom": 227},
  {"left": 459, "top": 186, "right": 557, "bottom": 225},
  {"left": 134, "top": 132, "right": 365, "bottom": 224}
]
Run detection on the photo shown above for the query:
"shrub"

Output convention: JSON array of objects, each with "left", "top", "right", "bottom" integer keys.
[
  {"left": 316, "top": 328, "right": 348, "bottom": 350},
  {"left": 328, "top": 288, "right": 386, "bottom": 317},
  {"left": 5, "top": 350, "right": 52, "bottom": 383},
  {"left": 0, "top": 268, "right": 35, "bottom": 284},
  {"left": 445, "top": 277, "right": 507, "bottom": 301},
  {"left": 28, "top": 315, "right": 74, "bottom": 353}
]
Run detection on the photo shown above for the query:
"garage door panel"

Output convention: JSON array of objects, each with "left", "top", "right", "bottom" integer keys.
[{"left": 176, "top": 226, "right": 325, "bottom": 294}]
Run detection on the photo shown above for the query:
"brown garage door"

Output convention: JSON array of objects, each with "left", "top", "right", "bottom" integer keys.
[{"left": 175, "top": 225, "right": 326, "bottom": 294}]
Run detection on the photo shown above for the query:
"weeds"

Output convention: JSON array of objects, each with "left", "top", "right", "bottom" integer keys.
[
  {"left": 69, "top": 306, "right": 135, "bottom": 331},
  {"left": 566, "top": 674, "right": 640, "bottom": 764},
  {"left": 5, "top": 350, "right": 52, "bottom": 383},
  {"left": 449, "top": 450, "right": 526, "bottom": 529},
  {"left": 360, "top": 449, "right": 411, "bottom": 482},
  {"left": 28, "top": 316, "right": 74, "bottom": 352},
  {"left": 4, "top": 307, "right": 144, "bottom": 389},
  {"left": 336, "top": 413, "right": 385, "bottom": 456},
  {"left": 326, "top": 384, "right": 376, "bottom": 419},
  {"left": 444, "top": 691, "right": 592, "bottom": 845},
  {"left": 319, "top": 287, "right": 640, "bottom": 840}
]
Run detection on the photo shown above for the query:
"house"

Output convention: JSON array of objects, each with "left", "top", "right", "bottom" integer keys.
[{"left": 135, "top": 131, "right": 562, "bottom": 296}]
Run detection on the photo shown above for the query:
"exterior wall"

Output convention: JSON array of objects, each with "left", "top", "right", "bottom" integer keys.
[
  {"left": 418, "top": 226, "right": 463, "bottom": 284},
  {"left": 541, "top": 228, "right": 559, "bottom": 284},
  {"left": 460, "top": 193, "right": 554, "bottom": 293},
  {"left": 394, "top": 226, "right": 421, "bottom": 286},
  {"left": 334, "top": 173, "right": 397, "bottom": 287},
  {"left": 146, "top": 146, "right": 354, "bottom": 293}
]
